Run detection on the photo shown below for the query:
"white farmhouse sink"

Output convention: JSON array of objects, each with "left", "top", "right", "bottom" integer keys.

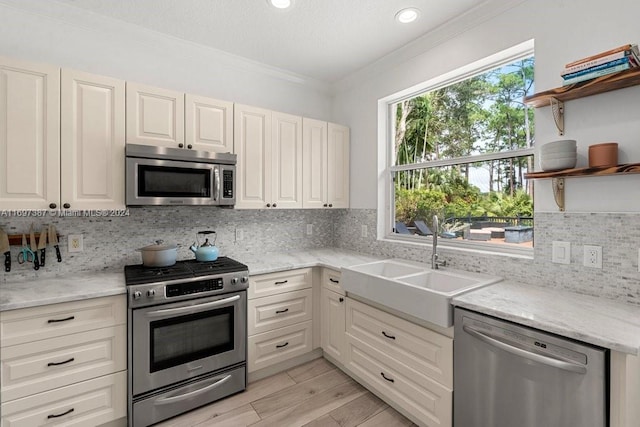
[{"left": 341, "top": 259, "right": 501, "bottom": 327}]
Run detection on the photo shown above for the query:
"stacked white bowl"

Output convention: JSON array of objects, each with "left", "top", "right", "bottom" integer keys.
[{"left": 538, "top": 139, "right": 577, "bottom": 171}]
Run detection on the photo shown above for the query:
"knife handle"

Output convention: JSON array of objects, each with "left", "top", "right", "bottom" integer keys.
[
  {"left": 4, "top": 253, "right": 10, "bottom": 272},
  {"left": 33, "top": 251, "right": 40, "bottom": 270},
  {"left": 55, "top": 245, "right": 62, "bottom": 262},
  {"left": 40, "top": 249, "right": 46, "bottom": 267}
]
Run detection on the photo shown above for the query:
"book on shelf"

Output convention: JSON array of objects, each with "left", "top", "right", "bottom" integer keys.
[
  {"left": 561, "top": 48, "right": 640, "bottom": 75},
  {"left": 562, "top": 56, "right": 636, "bottom": 80},
  {"left": 562, "top": 62, "right": 633, "bottom": 86},
  {"left": 564, "top": 44, "right": 639, "bottom": 68}
]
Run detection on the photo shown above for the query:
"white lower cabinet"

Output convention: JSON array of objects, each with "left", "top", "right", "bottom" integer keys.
[
  {"left": 344, "top": 298, "right": 453, "bottom": 427},
  {"left": 320, "top": 269, "right": 346, "bottom": 364},
  {"left": 247, "top": 269, "right": 313, "bottom": 373},
  {"left": 0, "top": 295, "right": 127, "bottom": 426}
]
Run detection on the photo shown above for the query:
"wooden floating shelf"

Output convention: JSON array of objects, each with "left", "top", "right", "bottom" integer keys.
[
  {"left": 524, "top": 68, "right": 640, "bottom": 108},
  {"left": 525, "top": 163, "right": 640, "bottom": 179}
]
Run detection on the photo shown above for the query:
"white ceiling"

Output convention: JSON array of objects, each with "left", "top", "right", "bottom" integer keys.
[{"left": 54, "top": 0, "right": 487, "bottom": 83}]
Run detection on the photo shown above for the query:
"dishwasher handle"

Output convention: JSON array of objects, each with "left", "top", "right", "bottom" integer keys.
[{"left": 462, "top": 324, "right": 587, "bottom": 374}]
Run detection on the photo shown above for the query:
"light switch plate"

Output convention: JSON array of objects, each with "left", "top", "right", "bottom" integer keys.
[
  {"left": 552, "top": 241, "right": 570, "bottom": 264},
  {"left": 306, "top": 224, "right": 313, "bottom": 235},
  {"left": 68, "top": 234, "right": 83, "bottom": 252}
]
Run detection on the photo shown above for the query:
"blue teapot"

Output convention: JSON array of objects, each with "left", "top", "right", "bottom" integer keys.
[{"left": 189, "top": 231, "right": 219, "bottom": 262}]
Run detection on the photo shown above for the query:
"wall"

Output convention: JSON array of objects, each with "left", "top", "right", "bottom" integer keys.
[
  {"left": 0, "top": 208, "right": 338, "bottom": 282},
  {"left": 0, "top": 0, "right": 331, "bottom": 119},
  {"left": 331, "top": 0, "right": 640, "bottom": 305}
]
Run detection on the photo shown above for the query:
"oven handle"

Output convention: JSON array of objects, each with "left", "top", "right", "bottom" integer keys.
[
  {"left": 146, "top": 295, "right": 240, "bottom": 318},
  {"left": 153, "top": 374, "right": 231, "bottom": 405}
]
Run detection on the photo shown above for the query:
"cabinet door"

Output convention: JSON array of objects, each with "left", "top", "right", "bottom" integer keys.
[
  {"left": 61, "top": 69, "right": 125, "bottom": 210},
  {"left": 302, "top": 118, "right": 328, "bottom": 209},
  {"left": 126, "top": 82, "right": 184, "bottom": 147},
  {"left": 271, "top": 112, "right": 302, "bottom": 208},
  {"left": 321, "top": 288, "right": 346, "bottom": 364},
  {"left": 327, "top": 123, "right": 350, "bottom": 208},
  {"left": 0, "top": 57, "right": 60, "bottom": 210},
  {"left": 185, "top": 94, "right": 233, "bottom": 152},
  {"left": 234, "top": 104, "right": 272, "bottom": 209}
]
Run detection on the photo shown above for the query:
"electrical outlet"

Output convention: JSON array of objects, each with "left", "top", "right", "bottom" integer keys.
[
  {"left": 235, "top": 228, "right": 243, "bottom": 242},
  {"left": 306, "top": 224, "right": 313, "bottom": 235},
  {"left": 583, "top": 245, "right": 602, "bottom": 269},
  {"left": 552, "top": 241, "right": 570, "bottom": 264},
  {"left": 638, "top": 248, "right": 640, "bottom": 272},
  {"left": 361, "top": 225, "right": 368, "bottom": 238},
  {"left": 68, "top": 234, "right": 83, "bottom": 252}
]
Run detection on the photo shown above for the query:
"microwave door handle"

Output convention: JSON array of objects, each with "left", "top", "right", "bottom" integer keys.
[
  {"left": 153, "top": 374, "right": 232, "bottom": 405},
  {"left": 213, "top": 167, "right": 220, "bottom": 202},
  {"left": 146, "top": 294, "right": 240, "bottom": 318}
]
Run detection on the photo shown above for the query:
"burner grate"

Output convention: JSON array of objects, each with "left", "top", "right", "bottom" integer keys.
[{"left": 124, "top": 256, "right": 248, "bottom": 285}]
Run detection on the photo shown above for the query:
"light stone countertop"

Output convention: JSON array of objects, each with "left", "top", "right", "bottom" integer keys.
[
  {"left": 452, "top": 280, "right": 640, "bottom": 355},
  {"left": 0, "top": 248, "right": 383, "bottom": 312}
]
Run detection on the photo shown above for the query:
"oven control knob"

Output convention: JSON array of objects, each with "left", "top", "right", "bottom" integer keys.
[
  {"left": 241, "top": 276, "right": 249, "bottom": 283},
  {"left": 147, "top": 289, "right": 156, "bottom": 297},
  {"left": 231, "top": 277, "right": 239, "bottom": 285},
  {"left": 133, "top": 291, "right": 142, "bottom": 300}
]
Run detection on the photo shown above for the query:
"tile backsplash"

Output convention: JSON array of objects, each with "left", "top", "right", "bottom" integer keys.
[{"left": 2, "top": 207, "right": 638, "bottom": 306}]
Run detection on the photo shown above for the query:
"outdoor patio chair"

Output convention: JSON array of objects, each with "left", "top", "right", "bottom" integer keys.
[
  {"left": 394, "top": 222, "right": 413, "bottom": 235},
  {"left": 413, "top": 220, "right": 433, "bottom": 236}
]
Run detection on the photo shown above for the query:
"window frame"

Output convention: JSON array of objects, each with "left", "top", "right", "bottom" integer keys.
[{"left": 377, "top": 40, "right": 535, "bottom": 258}]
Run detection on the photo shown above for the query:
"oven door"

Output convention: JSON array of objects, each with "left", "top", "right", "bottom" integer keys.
[
  {"left": 126, "top": 157, "right": 215, "bottom": 206},
  {"left": 131, "top": 291, "right": 246, "bottom": 396}
]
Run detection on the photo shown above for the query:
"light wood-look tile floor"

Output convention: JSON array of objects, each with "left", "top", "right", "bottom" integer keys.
[{"left": 156, "top": 358, "right": 417, "bottom": 427}]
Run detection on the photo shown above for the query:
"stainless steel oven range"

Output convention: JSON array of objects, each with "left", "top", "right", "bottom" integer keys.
[{"left": 125, "top": 257, "right": 249, "bottom": 427}]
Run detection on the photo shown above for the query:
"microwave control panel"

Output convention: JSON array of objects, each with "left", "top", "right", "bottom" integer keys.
[{"left": 223, "top": 170, "right": 233, "bottom": 198}]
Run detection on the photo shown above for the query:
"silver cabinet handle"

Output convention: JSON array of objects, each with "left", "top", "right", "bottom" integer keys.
[
  {"left": 462, "top": 324, "right": 587, "bottom": 374},
  {"left": 154, "top": 375, "right": 231, "bottom": 405},
  {"left": 146, "top": 295, "right": 240, "bottom": 318}
]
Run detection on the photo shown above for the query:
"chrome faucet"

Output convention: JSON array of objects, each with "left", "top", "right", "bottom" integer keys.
[{"left": 431, "top": 215, "right": 446, "bottom": 269}]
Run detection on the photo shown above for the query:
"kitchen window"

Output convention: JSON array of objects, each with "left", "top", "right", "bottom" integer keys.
[{"left": 379, "top": 41, "right": 535, "bottom": 255}]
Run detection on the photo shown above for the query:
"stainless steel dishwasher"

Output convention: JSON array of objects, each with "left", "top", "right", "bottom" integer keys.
[{"left": 454, "top": 307, "right": 608, "bottom": 427}]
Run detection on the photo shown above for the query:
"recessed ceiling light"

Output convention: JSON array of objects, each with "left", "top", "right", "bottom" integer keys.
[
  {"left": 395, "top": 7, "right": 420, "bottom": 24},
  {"left": 268, "top": 0, "right": 292, "bottom": 9}
]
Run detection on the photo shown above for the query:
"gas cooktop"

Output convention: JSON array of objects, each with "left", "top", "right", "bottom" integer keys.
[{"left": 124, "top": 256, "right": 249, "bottom": 285}]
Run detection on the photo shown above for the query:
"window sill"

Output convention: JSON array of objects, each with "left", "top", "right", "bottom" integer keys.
[{"left": 380, "top": 234, "right": 534, "bottom": 260}]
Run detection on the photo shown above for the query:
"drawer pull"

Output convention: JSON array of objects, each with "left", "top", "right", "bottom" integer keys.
[
  {"left": 380, "top": 372, "right": 395, "bottom": 383},
  {"left": 329, "top": 278, "right": 340, "bottom": 283},
  {"left": 47, "top": 357, "right": 75, "bottom": 367},
  {"left": 274, "top": 280, "right": 288, "bottom": 285},
  {"left": 275, "top": 308, "right": 289, "bottom": 314},
  {"left": 47, "top": 315, "right": 75, "bottom": 323},
  {"left": 47, "top": 408, "right": 74, "bottom": 419},
  {"left": 381, "top": 331, "right": 396, "bottom": 340},
  {"left": 276, "top": 342, "right": 289, "bottom": 348},
  {"left": 339, "top": 297, "right": 344, "bottom": 302}
]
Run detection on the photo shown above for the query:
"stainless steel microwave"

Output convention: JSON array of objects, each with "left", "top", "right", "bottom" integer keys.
[{"left": 126, "top": 144, "right": 236, "bottom": 206}]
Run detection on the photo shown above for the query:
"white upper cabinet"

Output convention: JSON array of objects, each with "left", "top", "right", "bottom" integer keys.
[
  {"left": 271, "top": 112, "right": 302, "bottom": 209},
  {"left": 126, "top": 82, "right": 185, "bottom": 148},
  {"left": 61, "top": 69, "right": 125, "bottom": 210},
  {"left": 302, "top": 119, "right": 349, "bottom": 208},
  {"left": 0, "top": 57, "right": 60, "bottom": 210},
  {"left": 234, "top": 104, "right": 272, "bottom": 209},
  {"left": 185, "top": 94, "right": 233, "bottom": 152},
  {"left": 234, "top": 105, "right": 303, "bottom": 209},
  {"left": 127, "top": 83, "right": 233, "bottom": 153},
  {"left": 327, "top": 123, "right": 350, "bottom": 209}
]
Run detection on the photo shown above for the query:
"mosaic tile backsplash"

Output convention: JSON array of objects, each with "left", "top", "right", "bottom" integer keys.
[{"left": 2, "top": 207, "right": 638, "bottom": 306}]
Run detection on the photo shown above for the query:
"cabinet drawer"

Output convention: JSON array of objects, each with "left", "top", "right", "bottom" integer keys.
[
  {"left": 0, "top": 296, "right": 126, "bottom": 348},
  {"left": 248, "top": 289, "right": 312, "bottom": 335},
  {"left": 248, "top": 320, "right": 312, "bottom": 373},
  {"left": 248, "top": 268, "right": 311, "bottom": 299},
  {"left": 1, "top": 325, "right": 126, "bottom": 403},
  {"left": 322, "top": 268, "right": 344, "bottom": 295},
  {"left": 1, "top": 371, "right": 126, "bottom": 427},
  {"left": 346, "top": 298, "right": 452, "bottom": 388},
  {"left": 346, "top": 334, "right": 451, "bottom": 427}
]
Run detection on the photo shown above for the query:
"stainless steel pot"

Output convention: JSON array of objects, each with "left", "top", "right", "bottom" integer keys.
[{"left": 137, "top": 240, "right": 178, "bottom": 267}]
